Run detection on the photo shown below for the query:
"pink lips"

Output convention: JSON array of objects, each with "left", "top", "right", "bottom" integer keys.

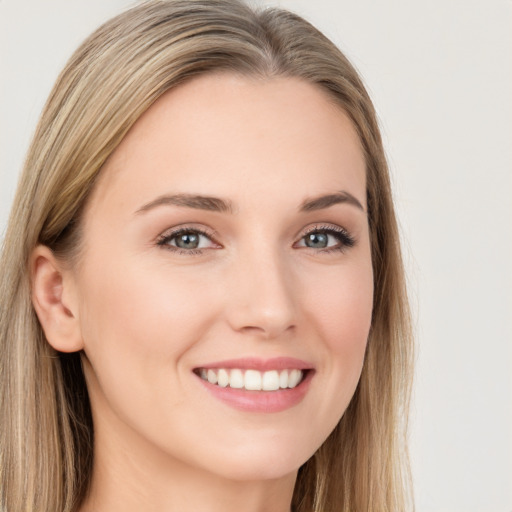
[
  {"left": 194, "top": 357, "right": 314, "bottom": 413},
  {"left": 198, "top": 357, "right": 313, "bottom": 372}
]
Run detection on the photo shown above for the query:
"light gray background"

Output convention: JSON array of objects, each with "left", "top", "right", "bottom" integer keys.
[{"left": 1, "top": 1, "right": 511, "bottom": 510}]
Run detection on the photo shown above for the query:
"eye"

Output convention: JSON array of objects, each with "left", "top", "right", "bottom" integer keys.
[
  {"left": 157, "top": 227, "right": 219, "bottom": 253},
  {"left": 295, "top": 225, "right": 355, "bottom": 253}
]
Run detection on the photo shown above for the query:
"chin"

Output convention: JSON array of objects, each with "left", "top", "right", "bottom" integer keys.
[{"left": 195, "top": 437, "right": 316, "bottom": 482}]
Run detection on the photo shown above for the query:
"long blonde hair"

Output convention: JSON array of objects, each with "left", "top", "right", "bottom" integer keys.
[{"left": 0, "top": 1, "right": 414, "bottom": 510}]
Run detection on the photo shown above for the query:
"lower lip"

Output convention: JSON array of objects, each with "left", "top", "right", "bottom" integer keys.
[{"left": 196, "top": 371, "right": 314, "bottom": 413}]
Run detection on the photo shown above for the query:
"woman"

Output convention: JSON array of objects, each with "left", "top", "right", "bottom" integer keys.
[{"left": 0, "top": 1, "right": 413, "bottom": 511}]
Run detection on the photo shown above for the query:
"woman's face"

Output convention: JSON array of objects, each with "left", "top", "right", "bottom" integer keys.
[{"left": 72, "top": 74, "right": 373, "bottom": 481}]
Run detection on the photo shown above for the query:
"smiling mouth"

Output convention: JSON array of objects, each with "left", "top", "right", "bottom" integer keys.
[{"left": 193, "top": 368, "right": 307, "bottom": 391}]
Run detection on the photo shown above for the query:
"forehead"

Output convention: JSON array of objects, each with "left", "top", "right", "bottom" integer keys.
[{"left": 87, "top": 73, "right": 366, "bottom": 216}]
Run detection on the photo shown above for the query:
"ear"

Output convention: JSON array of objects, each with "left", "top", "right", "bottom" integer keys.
[{"left": 30, "top": 245, "right": 84, "bottom": 352}]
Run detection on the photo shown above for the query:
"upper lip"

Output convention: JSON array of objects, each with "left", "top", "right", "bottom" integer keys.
[{"left": 194, "top": 357, "right": 314, "bottom": 372}]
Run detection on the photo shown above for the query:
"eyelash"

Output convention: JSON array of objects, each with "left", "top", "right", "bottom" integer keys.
[
  {"left": 299, "top": 224, "right": 356, "bottom": 253},
  {"left": 156, "top": 224, "right": 356, "bottom": 255},
  {"left": 156, "top": 227, "right": 218, "bottom": 255}
]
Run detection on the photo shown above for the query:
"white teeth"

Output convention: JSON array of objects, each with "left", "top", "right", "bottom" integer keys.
[
  {"left": 207, "top": 369, "right": 217, "bottom": 385},
  {"left": 279, "top": 369, "right": 289, "bottom": 389},
  {"left": 217, "top": 369, "right": 229, "bottom": 387},
  {"left": 288, "top": 369, "right": 302, "bottom": 388},
  {"left": 262, "top": 370, "right": 280, "bottom": 391},
  {"left": 198, "top": 368, "right": 305, "bottom": 391},
  {"left": 230, "top": 369, "right": 244, "bottom": 389},
  {"left": 244, "top": 370, "right": 262, "bottom": 390}
]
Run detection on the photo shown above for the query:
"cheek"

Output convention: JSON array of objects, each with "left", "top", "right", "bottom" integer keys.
[
  {"left": 77, "top": 254, "right": 218, "bottom": 392},
  {"left": 76, "top": 253, "right": 224, "bottom": 449},
  {"left": 82, "top": 252, "right": 205, "bottom": 334},
  {"left": 307, "top": 259, "right": 373, "bottom": 350},
  {"left": 302, "top": 256, "right": 373, "bottom": 407}
]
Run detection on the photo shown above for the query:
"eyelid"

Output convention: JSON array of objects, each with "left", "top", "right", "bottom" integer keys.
[
  {"left": 155, "top": 222, "right": 356, "bottom": 255},
  {"left": 294, "top": 223, "right": 356, "bottom": 252},
  {"left": 156, "top": 225, "right": 221, "bottom": 253}
]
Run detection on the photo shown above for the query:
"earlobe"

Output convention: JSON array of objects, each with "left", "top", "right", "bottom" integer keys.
[{"left": 30, "top": 245, "right": 84, "bottom": 353}]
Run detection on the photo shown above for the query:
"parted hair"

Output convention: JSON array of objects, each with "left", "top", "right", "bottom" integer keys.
[{"left": 0, "top": 1, "right": 414, "bottom": 511}]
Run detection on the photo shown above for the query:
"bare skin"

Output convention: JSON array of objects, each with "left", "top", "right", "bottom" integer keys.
[{"left": 31, "top": 74, "right": 373, "bottom": 512}]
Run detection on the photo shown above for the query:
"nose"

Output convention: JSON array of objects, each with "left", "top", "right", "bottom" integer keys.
[{"left": 225, "top": 246, "right": 298, "bottom": 340}]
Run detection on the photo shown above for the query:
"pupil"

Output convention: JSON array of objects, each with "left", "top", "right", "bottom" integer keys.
[
  {"left": 176, "top": 233, "right": 199, "bottom": 249},
  {"left": 306, "top": 232, "right": 328, "bottom": 248}
]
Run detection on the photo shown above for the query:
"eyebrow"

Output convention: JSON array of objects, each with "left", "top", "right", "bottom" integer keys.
[
  {"left": 299, "top": 191, "right": 365, "bottom": 212},
  {"left": 135, "top": 193, "right": 234, "bottom": 214},
  {"left": 135, "top": 190, "right": 365, "bottom": 215}
]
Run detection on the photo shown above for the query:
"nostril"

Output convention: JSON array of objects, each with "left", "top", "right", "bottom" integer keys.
[{"left": 238, "top": 322, "right": 296, "bottom": 339}]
